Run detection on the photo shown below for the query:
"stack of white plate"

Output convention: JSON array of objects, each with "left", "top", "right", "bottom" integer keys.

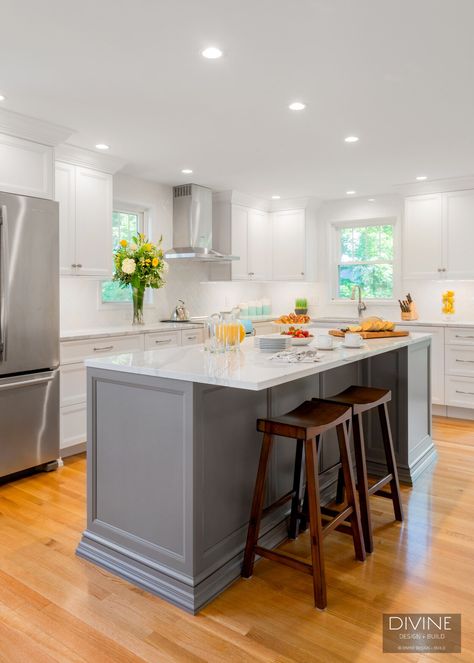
[{"left": 254, "top": 334, "right": 292, "bottom": 353}]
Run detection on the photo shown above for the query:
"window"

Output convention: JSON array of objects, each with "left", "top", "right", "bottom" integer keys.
[
  {"left": 101, "top": 209, "right": 144, "bottom": 303},
  {"left": 335, "top": 221, "right": 395, "bottom": 299}
]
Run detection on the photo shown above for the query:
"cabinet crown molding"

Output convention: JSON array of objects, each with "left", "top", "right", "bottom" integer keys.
[
  {"left": 0, "top": 108, "right": 73, "bottom": 146},
  {"left": 212, "top": 189, "right": 319, "bottom": 212},
  {"left": 396, "top": 175, "right": 474, "bottom": 196},
  {"left": 55, "top": 144, "right": 126, "bottom": 174}
]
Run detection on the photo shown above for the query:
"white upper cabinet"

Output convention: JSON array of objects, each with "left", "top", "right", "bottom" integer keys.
[
  {"left": 75, "top": 167, "right": 112, "bottom": 277},
  {"left": 403, "top": 194, "right": 443, "bottom": 279},
  {"left": 247, "top": 208, "right": 272, "bottom": 280},
  {"left": 55, "top": 162, "right": 113, "bottom": 277},
  {"left": 272, "top": 209, "right": 306, "bottom": 280},
  {"left": 404, "top": 190, "right": 474, "bottom": 281},
  {"left": 231, "top": 205, "right": 271, "bottom": 280},
  {"left": 0, "top": 133, "right": 53, "bottom": 199},
  {"left": 444, "top": 190, "right": 474, "bottom": 279}
]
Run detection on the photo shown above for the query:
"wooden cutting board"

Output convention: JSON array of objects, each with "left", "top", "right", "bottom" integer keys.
[{"left": 329, "top": 329, "right": 409, "bottom": 339}]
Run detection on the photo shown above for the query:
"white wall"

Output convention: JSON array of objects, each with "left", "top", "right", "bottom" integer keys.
[
  {"left": 316, "top": 194, "right": 474, "bottom": 322},
  {"left": 61, "top": 174, "right": 320, "bottom": 329}
]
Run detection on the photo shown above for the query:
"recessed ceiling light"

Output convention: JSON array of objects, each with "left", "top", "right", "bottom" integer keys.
[
  {"left": 0, "top": 94, "right": 6, "bottom": 102},
  {"left": 271, "top": 195, "right": 281, "bottom": 200},
  {"left": 368, "top": 198, "right": 375, "bottom": 202},
  {"left": 289, "top": 101, "right": 306, "bottom": 111},
  {"left": 202, "top": 47, "right": 223, "bottom": 59},
  {"left": 346, "top": 190, "right": 356, "bottom": 195},
  {"left": 95, "top": 143, "right": 109, "bottom": 150},
  {"left": 181, "top": 168, "right": 193, "bottom": 174},
  {"left": 416, "top": 175, "right": 427, "bottom": 181},
  {"left": 344, "top": 136, "right": 359, "bottom": 143}
]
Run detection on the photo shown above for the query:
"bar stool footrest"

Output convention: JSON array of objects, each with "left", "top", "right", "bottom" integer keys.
[
  {"left": 367, "top": 474, "right": 393, "bottom": 496},
  {"left": 254, "top": 545, "right": 313, "bottom": 576}
]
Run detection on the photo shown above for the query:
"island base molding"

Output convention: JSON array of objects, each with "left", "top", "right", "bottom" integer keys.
[{"left": 78, "top": 340, "right": 435, "bottom": 613}]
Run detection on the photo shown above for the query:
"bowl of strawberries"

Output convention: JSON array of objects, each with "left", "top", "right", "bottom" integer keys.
[{"left": 281, "top": 326, "right": 314, "bottom": 346}]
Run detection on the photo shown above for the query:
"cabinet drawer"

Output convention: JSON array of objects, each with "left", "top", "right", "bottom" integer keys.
[
  {"left": 446, "top": 376, "right": 474, "bottom": 408},
  {"left": 446, "top": 328, "right": 474, "bottom": 346},
  {"left": 61, "top": 334, "right": 144, "bottom": 364},
  {"left": 60, "top": 363, "right": 86, "bottom": 407},
  {"left": 181, "top": 328, "right": 204, "bottom": 345},
  {"left": 60, "top": 402, "right": 87, "bottom": 450},
  {"left": 144, "top": 331, "right": 180, "bottom": 350},
  {"left": 446, "top": 346, "right": 474, "bottom": 376}
]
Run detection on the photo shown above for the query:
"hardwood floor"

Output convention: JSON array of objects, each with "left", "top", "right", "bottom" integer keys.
[{"left": 0, "top": 416, "right": 472, "bottom": 662}]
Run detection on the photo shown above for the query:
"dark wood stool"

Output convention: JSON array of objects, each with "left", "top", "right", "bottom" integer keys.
[
  {"left": 241, "top": 399, "right": 366, "bottom": 610},
  {"left": 326, "top": 386, "right": 404, "bottom": 554}
]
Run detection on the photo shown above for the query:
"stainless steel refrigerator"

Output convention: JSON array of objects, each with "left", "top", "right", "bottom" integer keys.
[{"left": 0, "top": 191, "right": 60, "bottom": 478}]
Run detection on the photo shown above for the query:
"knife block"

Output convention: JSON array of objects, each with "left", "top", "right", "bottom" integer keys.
[{"left": 401, "top": 302, "right": 418, "bottom": 320}]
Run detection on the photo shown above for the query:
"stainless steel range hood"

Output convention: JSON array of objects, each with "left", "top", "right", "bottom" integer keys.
[{"left": 165, "top": 184, "right": 238, "bottom": 261}]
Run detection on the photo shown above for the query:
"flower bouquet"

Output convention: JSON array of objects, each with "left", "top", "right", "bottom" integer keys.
[{"left": 113, "top": 233, "right": 168, "bottom": 324}]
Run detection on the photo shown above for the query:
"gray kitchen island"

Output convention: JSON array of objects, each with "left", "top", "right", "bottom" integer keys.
[{"left": 77, "top": 332, "right": 434, "bottom": 613}]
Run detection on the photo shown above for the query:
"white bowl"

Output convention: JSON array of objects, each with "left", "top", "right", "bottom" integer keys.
[{"left": 291, "top": 336, "right": 313, "bottom": 346}]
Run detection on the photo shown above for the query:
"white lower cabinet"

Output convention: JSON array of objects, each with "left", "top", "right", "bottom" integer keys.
[
  {"left": 445, "top": 327, "right": 474, "bottom": 409},
  {"left": 401, "top": 325, "right": 445, "bottom": 405},
  {"left": 60, "top": 328, "right": 204, "bottom": 454}
]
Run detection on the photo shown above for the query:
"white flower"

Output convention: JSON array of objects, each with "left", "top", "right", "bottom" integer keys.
[
  {"left": 122, "top": 258, "right": 136, "bottom": 274},
  {"left": 162, "top": 260, "right": 169, "bottom": 274},
  {"left": 130, "top": 243, "right": 138, "bottom": 251}
]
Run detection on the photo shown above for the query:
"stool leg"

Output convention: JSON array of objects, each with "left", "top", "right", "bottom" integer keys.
[
  {"left": 335, "top": 420, "right": 351, "bottom": 504},
  {"left": 299, "top": 483, "right": 308, "bottom": 533},
  {"left": 336, "top": 423, "right": 366, "bottom": 562},
  {"left": 352, "top": 413, "right": 374, "bottom": 554},
  {"left": 242, "top": 433, "right": 273, "bottom": 578},
  {"left": 304, "top": 435, "right": 327, "bottom": 610},
  {"left": 378, "top": 403, "right": 404, "bottom": 522},
  {"left": 288, "top": 439, "right": 304, "bottom": 539}
]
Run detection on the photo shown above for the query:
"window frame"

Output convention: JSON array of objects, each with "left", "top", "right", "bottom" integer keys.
[
  {"left": 98, "top": 203, "right": 154, "bottom": 309},
  {"left": 330, "top": 216, "right": 400, "bottom": 304}
]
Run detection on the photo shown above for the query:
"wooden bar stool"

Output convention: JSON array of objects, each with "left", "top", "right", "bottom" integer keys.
[
  {"left": 241, "top": 399, "right": 366, "bottom": 610},
  {"left": 326, "top": 386, "right": 404, "bottom": 554}
]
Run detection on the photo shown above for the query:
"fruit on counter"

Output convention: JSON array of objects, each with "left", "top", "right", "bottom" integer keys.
[
  {"left": 274, "top": 313, "right": 311, "bottom": 324},
  {"left": 442, "top": 290, "right": 455, "bottom": 315},
  {"left": 281, "top": 326, "right": 313, "bottom": 338},
  {"left": 346, "top": 316, "right": 396, "bottom": 332}
]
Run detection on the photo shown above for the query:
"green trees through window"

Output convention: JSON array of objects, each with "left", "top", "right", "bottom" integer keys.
[
  {"left": 337, "top": 224, "right": 394, "bottom": 299},
  {"left": 101, "top": 211, "right": 141, "bottom": 303}
]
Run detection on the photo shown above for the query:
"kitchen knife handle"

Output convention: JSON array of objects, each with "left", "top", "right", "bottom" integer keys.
[{"left": 0, "top": 205, "right": 8, "bottom": 361}]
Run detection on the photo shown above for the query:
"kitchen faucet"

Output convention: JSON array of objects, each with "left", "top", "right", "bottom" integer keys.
[{"left": 351, "top": 285, "right": 367, "bottom": 318}]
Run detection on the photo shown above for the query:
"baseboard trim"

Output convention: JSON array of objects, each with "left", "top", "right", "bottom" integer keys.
[
  {"left": 367, "top": 439, "right": 437, "bottom": 486},
  {"left": 77, "top": 519, "right": 289, "bottom": 614},
  {"left": 60, "top": 442, "right": 86, "bottom": 458}
]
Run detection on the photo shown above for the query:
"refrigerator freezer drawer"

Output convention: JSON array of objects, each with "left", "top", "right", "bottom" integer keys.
[{"left": 0, "top": 369, "right": 59, "bottom": 477}]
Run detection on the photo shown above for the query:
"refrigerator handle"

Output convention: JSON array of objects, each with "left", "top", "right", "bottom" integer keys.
[
  {"left": 0, "top": 204, "right": 8, "bottom": 361},
  {"left": 0, "top": 370, "right": 58, "bottom": 391}
]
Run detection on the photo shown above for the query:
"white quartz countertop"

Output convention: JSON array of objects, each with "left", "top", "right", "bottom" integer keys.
[
  {"left": 85, "top": 331, "right": 431, "bottom": 391},
  {"left": 60, "top": 321, "right": 204, "bottom": 342},
  {"left": 311, "top": 316, "right": 474, "bottom": 328}
]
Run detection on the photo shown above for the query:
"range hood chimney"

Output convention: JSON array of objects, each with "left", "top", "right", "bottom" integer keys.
[{"left": 165, "top": 184, "right": 238, "bottom": 261}]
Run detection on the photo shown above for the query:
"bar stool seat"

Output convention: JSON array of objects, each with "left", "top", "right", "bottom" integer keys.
[
  {"left": 324, "top": 385, "right": 403, "bottom": 554},
  {"left": 242, "top": 399, "right": 366, "bottom": 610}
]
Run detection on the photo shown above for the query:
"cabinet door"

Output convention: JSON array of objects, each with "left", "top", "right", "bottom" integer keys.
[
  {"left": 272, "top": 210, "right": 306, "bottom": 280},
  {"left": 247, "top": 209, "right": 271, "bottom": 280},
  {"left": 75, "top": 167, "right": 113, "bottom": 277},
  {"left": 402, "top": 325, "right": 445, "bottom": 405},
  {"left": 231, "top": 205, "right": 249, "bottom": 280},
  {"left": 0, "top": 133, "right": 53, "bottom": 199},
  {"left": 55, "top": 162, "right": 76, "bottom": 275},
  {"left": 445, "top": 190, "right": 474, "bottom": 279},
  {"left": 403, "top": 195, "right": 443, "bottom": 279}
]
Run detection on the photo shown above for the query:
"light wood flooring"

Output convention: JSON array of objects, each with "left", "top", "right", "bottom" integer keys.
[{"left": 0, "top": 416, "right": 473, "bottom": 662}]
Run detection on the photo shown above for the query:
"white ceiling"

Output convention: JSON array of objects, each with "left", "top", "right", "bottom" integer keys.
[{"left": 1, "top": 0, "right": 474, "bottom": 199}]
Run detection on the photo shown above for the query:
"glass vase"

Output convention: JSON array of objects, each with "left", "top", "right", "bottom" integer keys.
[{"left": 132, "top": 285, "right": 145, "bottom": 325}]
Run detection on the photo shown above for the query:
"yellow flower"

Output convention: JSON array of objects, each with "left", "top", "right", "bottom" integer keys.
[
  {"left": 143, "top": 243, "right": 152, "bottom": 252},
  {"left": 120, "top": 239, "right": 128, "bottom": 248},
  {"left": 152, "top": 257, "right": 159, "bottom": 267}
]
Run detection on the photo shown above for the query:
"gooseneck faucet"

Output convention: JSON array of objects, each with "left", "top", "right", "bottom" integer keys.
[{"left": 351, "top": 285, "right": 367, "bottom": 318}]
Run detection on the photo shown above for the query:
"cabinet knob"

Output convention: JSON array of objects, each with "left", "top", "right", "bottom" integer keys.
[
  {"left": 71, "top": 264, "right": 77, "bottom": 268},
  {"left": 76, "top": 264, "right": 83, "bottom": 268},
  {"left": 301, "top": 272, "right": 305, "bottom": 276},
  {"left": 248, "top": 272, "right": 254, "bottom": 276}
]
